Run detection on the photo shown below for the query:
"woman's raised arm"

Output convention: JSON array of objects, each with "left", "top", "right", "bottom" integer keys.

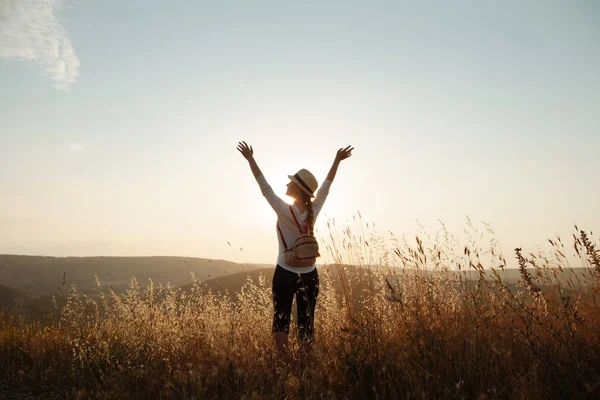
[
  {"left": 313, "top": 145, "right": 354, "bottom": 214},
  {"left": 237, "top": 141, "right": 263, "bottom": 179},
  {"left": 237, "top": 141, "right": 288, "bottom": 215},
  {"left": 325, "top": 145, "right": 354, "bottom": 183}
]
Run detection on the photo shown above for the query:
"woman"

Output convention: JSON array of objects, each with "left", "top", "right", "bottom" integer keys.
[{"left": 237, "top": 141, "right": 354, "bottom": 360}]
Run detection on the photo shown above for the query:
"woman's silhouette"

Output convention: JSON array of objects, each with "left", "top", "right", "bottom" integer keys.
[{"left": 237, "top": 141, "right": 354, "bottom": 362}]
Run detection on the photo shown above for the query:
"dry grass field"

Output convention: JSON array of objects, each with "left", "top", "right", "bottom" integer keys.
[{"left": 1, "top": 222, "right": 599, "bottom": 399}]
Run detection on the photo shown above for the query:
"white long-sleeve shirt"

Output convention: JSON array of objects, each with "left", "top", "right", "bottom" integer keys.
[{"left": 256, "top": 175, "right": 332, "bottom": 273}]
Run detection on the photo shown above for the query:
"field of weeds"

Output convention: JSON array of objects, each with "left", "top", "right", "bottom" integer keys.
[{"left": 1, "top": 221, "right": 600, "bottom": 399}]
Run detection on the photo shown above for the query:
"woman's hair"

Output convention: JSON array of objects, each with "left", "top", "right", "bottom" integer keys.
[{"left": 300, "top": 191, "right": 315, "bottom": 235}]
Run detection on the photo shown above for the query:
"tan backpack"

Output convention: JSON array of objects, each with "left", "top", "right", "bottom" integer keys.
[{"left": 277, "top": 205, "right": 320, "bottom": 268}]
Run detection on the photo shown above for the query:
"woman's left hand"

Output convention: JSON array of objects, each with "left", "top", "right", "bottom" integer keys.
[
  {"left": 237, "top": 141, "right": 254, "bottom": 160},
  {"left": 336, "top": 145, "right": 354, "bottom": 162}
]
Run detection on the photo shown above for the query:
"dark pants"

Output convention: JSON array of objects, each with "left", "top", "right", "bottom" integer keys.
[{"left": 271, "top": 265, "right": 319, "bottom": 341}]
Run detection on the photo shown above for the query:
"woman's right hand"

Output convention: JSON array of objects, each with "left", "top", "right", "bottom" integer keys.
[
  {"left": 237, "top": 141, "right": 254, "bottom": 160},
  {"left": 335, "top": 145, "right": 354, "bottom": 162}
]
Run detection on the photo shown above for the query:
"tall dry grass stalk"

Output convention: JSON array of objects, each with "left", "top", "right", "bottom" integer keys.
[{"left": 1, "top": 219, "right": 600, "bottom": 399}]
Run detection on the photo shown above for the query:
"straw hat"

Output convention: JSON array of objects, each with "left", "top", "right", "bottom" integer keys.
[{"left": 288, "top": 169, "right": 318, "bottom": 198}]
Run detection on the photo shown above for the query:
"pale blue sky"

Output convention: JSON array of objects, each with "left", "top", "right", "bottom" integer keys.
[{"left": 1, "top": 1, "right": 599, "bottom": 264}]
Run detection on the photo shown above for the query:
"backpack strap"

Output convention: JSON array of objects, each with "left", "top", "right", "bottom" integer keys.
[
  {"left": 289, "top": 205, "right": 308, "bottom": 234},
  {"left": 277, "top": 223, "right": 290, "bottom": 252},
  {"left": 278, "top": 206, "right": 310, "bottom": 253}
]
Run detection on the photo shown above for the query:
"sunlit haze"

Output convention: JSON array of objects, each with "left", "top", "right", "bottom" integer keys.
[{"left": 1, "top": 1, "right": 598, "bottom": 265}]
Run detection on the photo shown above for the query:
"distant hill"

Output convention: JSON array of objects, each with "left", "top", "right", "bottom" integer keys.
[
  {"left": 2, "top": 254, "right": 596, "bottom": 320},
  {"left": 449, "top": 267, "right": 595, "bottom": 286},
  {"left": 0, "top": 284, "right": 19, "bottom": 312},
  {"left": 0, "top": 254, "right": 268, "bottom": 296},
  {"left": 180, "top": 267, "right": 274, "bottom": 297},
  {"left": 0, "top": 283, "right": 54, "bottom": 319}
]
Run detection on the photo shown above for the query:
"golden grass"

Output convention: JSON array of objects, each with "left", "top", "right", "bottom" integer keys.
[{"left": 1, "top": 221, "right": 600, "bottom": 399}]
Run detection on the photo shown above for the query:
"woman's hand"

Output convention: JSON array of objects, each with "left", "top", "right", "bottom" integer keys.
[
  {"left": 238, "top": 141, "right": 263, "bottom": 178},
  {"left": 237, "top": 141, "right": 254, "bottom": 160},
  {"left": 326, "top": 145, "right": 354, "bottom": 182},
  {"left": 336, "top": 145, "right": 354, "bottom": 162}
]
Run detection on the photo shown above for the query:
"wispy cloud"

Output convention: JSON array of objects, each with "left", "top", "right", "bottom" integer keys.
[
  {"left": 66, "top": 142, "right": 86, "bottom": 152},
  {"left": 0, "top": 0, "right": 80, "bottom": 91}
]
